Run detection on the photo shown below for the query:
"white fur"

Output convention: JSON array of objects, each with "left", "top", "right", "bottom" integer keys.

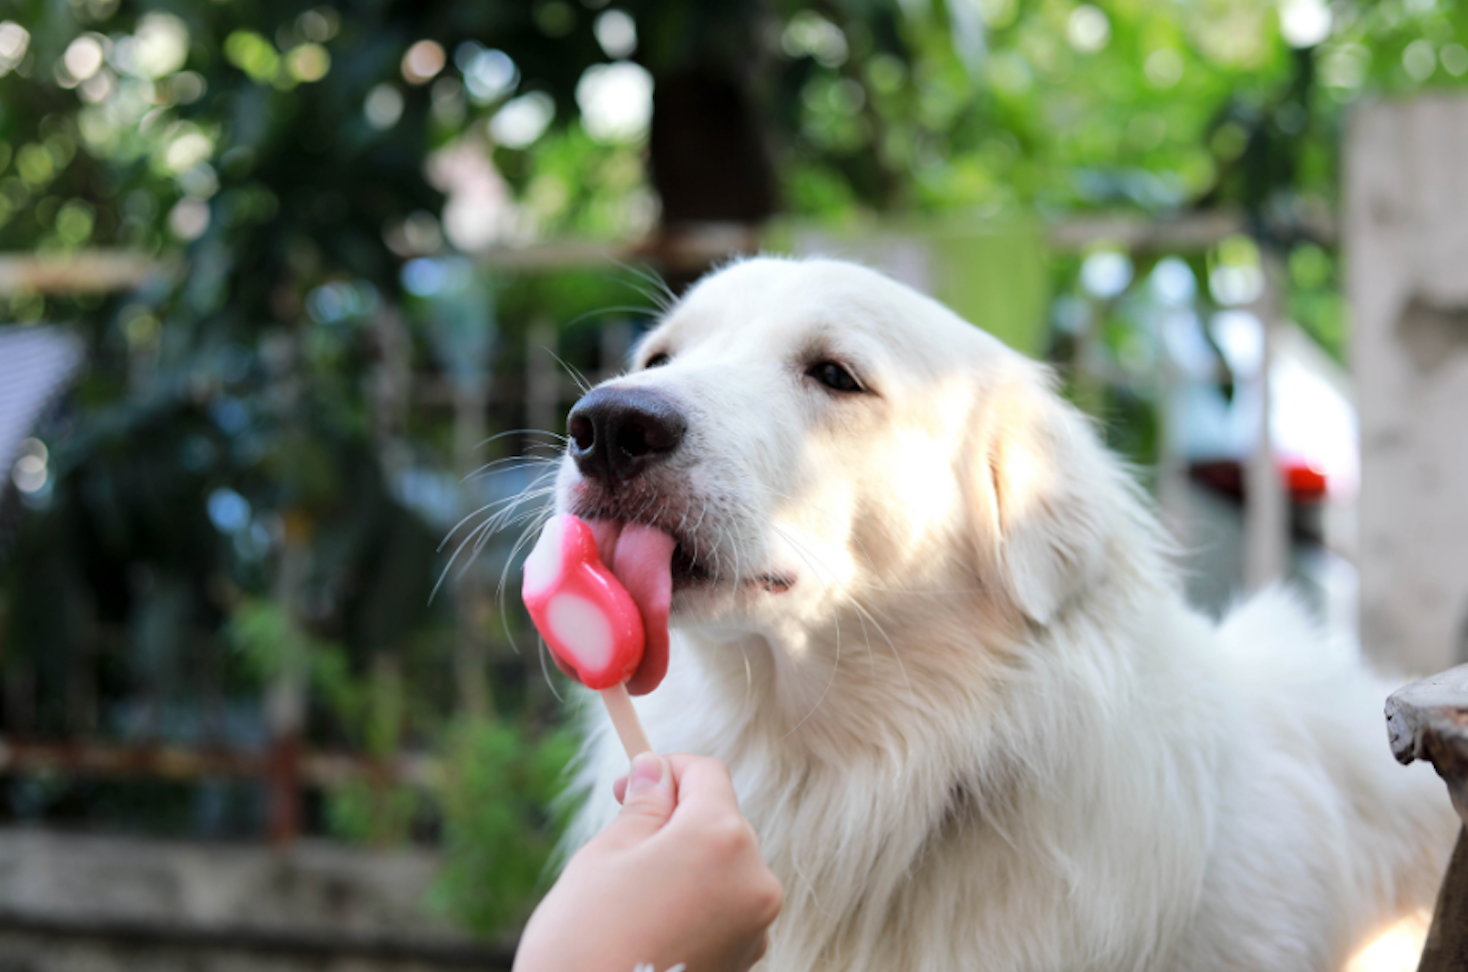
[{"left": 554, "top": 257, "right": 1456, "bottom": 972}]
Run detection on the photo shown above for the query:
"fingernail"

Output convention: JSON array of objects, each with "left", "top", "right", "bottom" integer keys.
[{"left": 627, "top": 753, "right": 666, "bottom": 795}]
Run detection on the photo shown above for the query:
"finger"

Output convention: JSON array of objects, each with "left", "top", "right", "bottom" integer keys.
[
  {"left": 613, "top": 753, "right": 702, "bottom": 806},
  {"left": 596, "top": 752, "right": 676, "bottom": 849},
  {"left": 664, "top": 755, "right": 742, "bottom": 819}
]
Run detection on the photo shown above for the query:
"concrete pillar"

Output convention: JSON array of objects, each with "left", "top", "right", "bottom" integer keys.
[{"left": 1346, "top": 95, "right": 1468, "bottom": 675}]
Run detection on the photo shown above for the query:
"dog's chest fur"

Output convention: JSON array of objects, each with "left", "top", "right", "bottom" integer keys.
[
  {"left": 573, "top": 582, "right": 1455, "bottom": 972},
  {"left": 599, "top": 594, "right": 1219, "bottom": 971}
]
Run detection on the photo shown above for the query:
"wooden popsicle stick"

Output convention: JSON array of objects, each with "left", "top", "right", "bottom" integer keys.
[{"left": 599, "top": 683, "right": 652, "bottom": 759}]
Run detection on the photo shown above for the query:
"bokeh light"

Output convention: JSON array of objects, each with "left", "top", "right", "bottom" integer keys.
[
  {"left": 575, "top": 62, "right": 653, "bottom": 143},
  {"left": 364, "top": 84, "right": 405, "bottom": 129},
  {"left": 490, "top": 92, "right": 555, "bottom": 148},
  {"left": 401, "top": 39, "right": 446, "bottom": 85}
]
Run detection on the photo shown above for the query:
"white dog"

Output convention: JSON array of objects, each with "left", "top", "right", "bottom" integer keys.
[{"left": 552, "top": 256, "right": 1456, "bottom": 972}]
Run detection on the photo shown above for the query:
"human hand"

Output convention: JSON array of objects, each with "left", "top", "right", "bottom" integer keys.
[{"left": 512, "top": 753, "right": 783, "bottom": 972}]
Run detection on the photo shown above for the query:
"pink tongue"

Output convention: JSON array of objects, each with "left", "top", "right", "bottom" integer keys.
[{"left": 589, "top": 520, "right": 675, "bottom": 695}]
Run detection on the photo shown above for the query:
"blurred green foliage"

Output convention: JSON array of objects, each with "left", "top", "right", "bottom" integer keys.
[
  {"left": 427, "top": 716, "right": 577, "bottom": 936},
  {"left": 227, "top": 596, "right": 368, "bottom": 741}
]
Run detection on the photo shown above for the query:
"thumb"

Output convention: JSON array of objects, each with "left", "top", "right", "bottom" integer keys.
[{"left": 600, "top": 752, "right": 676, "bottom": 848}]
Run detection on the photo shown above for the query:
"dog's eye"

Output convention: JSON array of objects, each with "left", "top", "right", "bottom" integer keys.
[
  {"left": 808, "top": 361, "right": 863, "bottom": 393},
  {"left": 643, "top": 352, "right": 671, "bottom": 369}
]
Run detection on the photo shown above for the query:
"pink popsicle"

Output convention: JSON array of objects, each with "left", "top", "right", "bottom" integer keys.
[{"left": 522, "top": 514, "right": 653, "bottom": 757}]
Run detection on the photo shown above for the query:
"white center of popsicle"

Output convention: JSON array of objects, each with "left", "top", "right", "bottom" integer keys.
[
  {"left": 522, "top": 515, "right": 566, "bottom": 597},
  {"left": 545, "top": 592, "right": 613, "bottom": 672}
]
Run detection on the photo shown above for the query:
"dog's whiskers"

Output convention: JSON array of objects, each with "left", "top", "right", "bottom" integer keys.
[
  {"left": 732, "top": 526, "right": 744, "bottom": 591},
  {"left": 429, "top": 428, "right": 567, "bottom": 671},
  {"left": 688, "top": 498, "right": 707, "bottom": 577},
  {"left": 849, "top": 599, "right": 916, "bottom": 709},
  {"left": 540, "top": 347, "right": 593, "bottom": 395},
  {"left": 474, "top": 428, "right": 571, "bottom": 450},
  {"left": 485, "top": 504, "right": 559, "bottom": 662},
  {"left": 564, "top": 305, "right": 663, "bottom": 332},
  {"left": 436, "top": 479, "right": 551, "bottom": 556},
  {"left": 536, "top": 634, "right": 564, "bottom": 702},
  {"left": 742, "top": 644, "right": 754, "bottom": 703},
  {"left": 609, "top": 257, "right": 678, "bottom": 315},
  {"left": 780, "top": 562, "right": 841, "bottom": 741},
  {"left": 765, "top": 521, "right": 838, "bottom": 588},
  {"left": 711, "top": 523, "right": 729, "bottom": 586},
  {"left": 474, "top": 497, "right": 553, "bottom": 557},
  {"left": 462, "top": 456, "right": 560, "bottom": 486},
  {"left": 691, "top": 499, "right": 709, "bottom": 541},
  {"left": 431, "top": 485, "right": 552, "bottom": 604},
  {"left": 433, "top": 494, "right": 532, "bottom": 603},
  {"left": 470, "top": 481, "right": 557, "bottom": 548}
]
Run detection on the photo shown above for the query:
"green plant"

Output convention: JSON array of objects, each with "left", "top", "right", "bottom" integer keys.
[
  {"left": 326, "top": 777, "right": 422, "bottom": 846},
  {"left": 429, "top": 715, "right": 577, "bottom": 937},
  {"left": 226, "top": 596, "right": 366, "bottom": 733}
]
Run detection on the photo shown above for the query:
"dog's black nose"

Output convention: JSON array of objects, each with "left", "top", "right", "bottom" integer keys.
[{"left": 567, "top": 386, "right": 686, "bottom": 484}]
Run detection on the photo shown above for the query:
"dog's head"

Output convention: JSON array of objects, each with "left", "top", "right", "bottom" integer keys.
[{"left": 554, "top": 257, "right": 1143, "bottom": 704}]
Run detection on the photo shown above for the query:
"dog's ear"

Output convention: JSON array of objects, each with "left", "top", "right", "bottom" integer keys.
[{"left": 966, "top": 370, "right": 1120, "bottom": 626}]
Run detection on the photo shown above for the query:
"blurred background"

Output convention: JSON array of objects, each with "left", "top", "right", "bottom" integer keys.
[{"left": 0, "top": 0, "right": 1466, "bottom": 967}]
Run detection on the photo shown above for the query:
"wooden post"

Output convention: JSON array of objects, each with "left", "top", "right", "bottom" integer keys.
[
  {"left": 0, "top": 593, "right": 33, "bottom": 737},
  {"left": 1155, "top": 308, "right": 1190, "bottom": 548},
  {"left": 1243, "top": 254, "right": 1287, "bottom": 592},
  {"left": 1385, "top": 665, "right": 1468, "bottom": 970},
  {"left": 453, "top": 382, "right": 492, "bottom": 719},
  {"left": 368, "top": 305, "right": 412, "bottom": 469},
  {"left": 1070, "top": 296, "right": 1105, "bottom": 419},
  {"left": 265, "top": 510, "right": 312, "bottom": 845},
  {"left": 525, "top": 316, "right": 561, "bottom": 441},
  {"left": 1, "top": 663, "right": 31, "bottom": 740}
]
